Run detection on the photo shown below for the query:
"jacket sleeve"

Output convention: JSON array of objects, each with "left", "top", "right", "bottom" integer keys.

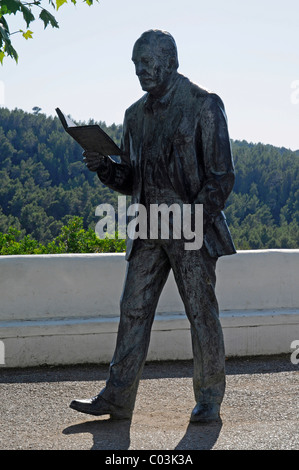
[
  {"left": 194, "top": 94, "right": 235, "bottom": 218},
  {"left": 97, "top": 110, "right": 133, "bottom": 195}
]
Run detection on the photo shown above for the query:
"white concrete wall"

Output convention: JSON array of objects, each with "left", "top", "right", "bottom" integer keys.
[{"left": 0, "top": 250, "right": 299, "bottom": 367}]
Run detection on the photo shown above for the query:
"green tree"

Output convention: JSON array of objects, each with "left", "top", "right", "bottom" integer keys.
[
  {"left": 1, "top": 107, "right": 298, "bottom": 251},
  {"left": 0, "top": 217, "right": 127, "bottom": 254},
  {"left": 0, "top": 0, "right": 99, "bottom": 64}
]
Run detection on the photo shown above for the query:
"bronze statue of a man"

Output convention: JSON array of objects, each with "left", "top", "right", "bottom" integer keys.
[{"left": 70, "top": 29, "right": 236, "bottom": 423}]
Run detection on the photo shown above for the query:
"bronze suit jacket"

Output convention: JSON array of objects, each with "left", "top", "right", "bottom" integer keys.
[{"left": 98, "top": 73, "right": 236, "bottom": 260}]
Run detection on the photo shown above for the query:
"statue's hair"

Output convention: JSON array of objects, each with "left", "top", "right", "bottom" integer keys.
[{"left": 134, "top": 29, "right": 179, "bottom": 70}]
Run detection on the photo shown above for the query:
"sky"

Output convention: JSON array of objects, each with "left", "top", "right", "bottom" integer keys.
[{"left": 1, "top": 0, "right": 299, "bottom": 151}]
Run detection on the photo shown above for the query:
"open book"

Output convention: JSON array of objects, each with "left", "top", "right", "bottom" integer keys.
[{"left": 55, "top": 108, "right": 122, "bottom": 156}]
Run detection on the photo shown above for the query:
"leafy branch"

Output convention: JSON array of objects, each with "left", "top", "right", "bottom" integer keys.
[{"left": 0, "top": 0, "right": 98, "bottom": 64}]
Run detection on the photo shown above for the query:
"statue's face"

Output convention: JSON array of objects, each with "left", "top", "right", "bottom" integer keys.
[{"left": 132, "top": 41, "right": 172, "bottom": 96}]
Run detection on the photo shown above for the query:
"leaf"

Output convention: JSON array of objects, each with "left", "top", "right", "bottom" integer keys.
[
  {"left": 0, "top": 16, "right": 10, "bottom": 32},
  {"left": 39, "top": 9, "right": 59, "bottom": 29},
  {"left": 4, "top": 42, "right": 18, "bottom": 62},
  {"left": 1, "top": 0, "right": 21, "bottom": 15},
  {"left": 19, "top": 3, "right": 35, "bottom": 27},
  {"left": 56, "top": 0, "right": 67, "bottom": 10},
  {"left": 84, "top": 0, "right": 93, "bottom": 5},
  {"left": 0, "top": 4, "right": 9, "bottom": 15},
  {"left": 21, "top": 29, "right": 33, "bottom": 40},
  {"left": 0, "top": 50, "right": 5, "bottom": 64},
  {"left": 0, "top": 24, "right": 10, "bottom": 43}
]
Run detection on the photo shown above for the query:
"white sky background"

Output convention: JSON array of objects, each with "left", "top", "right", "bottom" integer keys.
[{"left": 1, "top": 0, "right": 299, "bottom": 150}]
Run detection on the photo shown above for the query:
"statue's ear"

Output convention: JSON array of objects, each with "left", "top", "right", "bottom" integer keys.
[
  {"left": 168, "top": 56, "right": 175, "bottom": 70},
  {"left": 167, "top": 55, "right": 178, "bottom": 72}
]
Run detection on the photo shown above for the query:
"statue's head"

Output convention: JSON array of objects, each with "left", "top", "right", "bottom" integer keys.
[{"left": 132, "top": 29, "right": 179, "bottom": 97}]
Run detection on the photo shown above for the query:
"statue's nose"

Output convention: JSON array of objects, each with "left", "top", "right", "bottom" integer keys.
[{"left": 135, "top": 63, "right": 145, "bottom": 76}]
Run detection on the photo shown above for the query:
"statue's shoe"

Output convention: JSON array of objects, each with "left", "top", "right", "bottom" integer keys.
[
  {"left": 69, "top": 395, "right": 132, "bottom": 420},
  {"left": 190, "top": 402, "right": 220, "bottom": 423}
]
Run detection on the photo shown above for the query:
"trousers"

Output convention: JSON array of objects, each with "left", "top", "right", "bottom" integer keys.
[{"left": 100, "top": 238, "right": 226, "bottom": 411}]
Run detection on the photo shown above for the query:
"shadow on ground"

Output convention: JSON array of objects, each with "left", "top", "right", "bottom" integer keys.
[
  {"left": 62, "top": 418, "right": 222, "bottom": 450},
  {"left": 63, "top": 418, "right": 132, "bottom": 450}
]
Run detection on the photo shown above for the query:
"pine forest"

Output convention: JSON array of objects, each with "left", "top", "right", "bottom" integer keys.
[{"left": 0, "top": 107, "right": 298, "bottom": 254}]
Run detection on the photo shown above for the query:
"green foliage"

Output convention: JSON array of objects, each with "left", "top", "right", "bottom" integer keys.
[
  {"left": 0, "top": 0, "right": 99, "bottom": 63},
  {"left": 0, "top": 216, "right": 126, "bottom": 254},
  {"left": 0, "top": 107, "right": 123, "bottom": 247},
  {"left": 226, "top": 140, "right": 299, "bottom": 249},
  {"left": 0, "top": 107, "right": 298, "bottom": 254}
]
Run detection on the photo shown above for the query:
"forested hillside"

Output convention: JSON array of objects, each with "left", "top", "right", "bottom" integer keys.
[
  {"left": 0, "top": 107, "right": 298, "bottom": 250},
  {"left": 0, "top": 107, "right": 122, "bottom": 244}
]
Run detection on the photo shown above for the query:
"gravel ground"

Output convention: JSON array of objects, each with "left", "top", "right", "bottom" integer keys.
[{"left": 0, "top": 355, "right": 298, "bottom": 451}]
